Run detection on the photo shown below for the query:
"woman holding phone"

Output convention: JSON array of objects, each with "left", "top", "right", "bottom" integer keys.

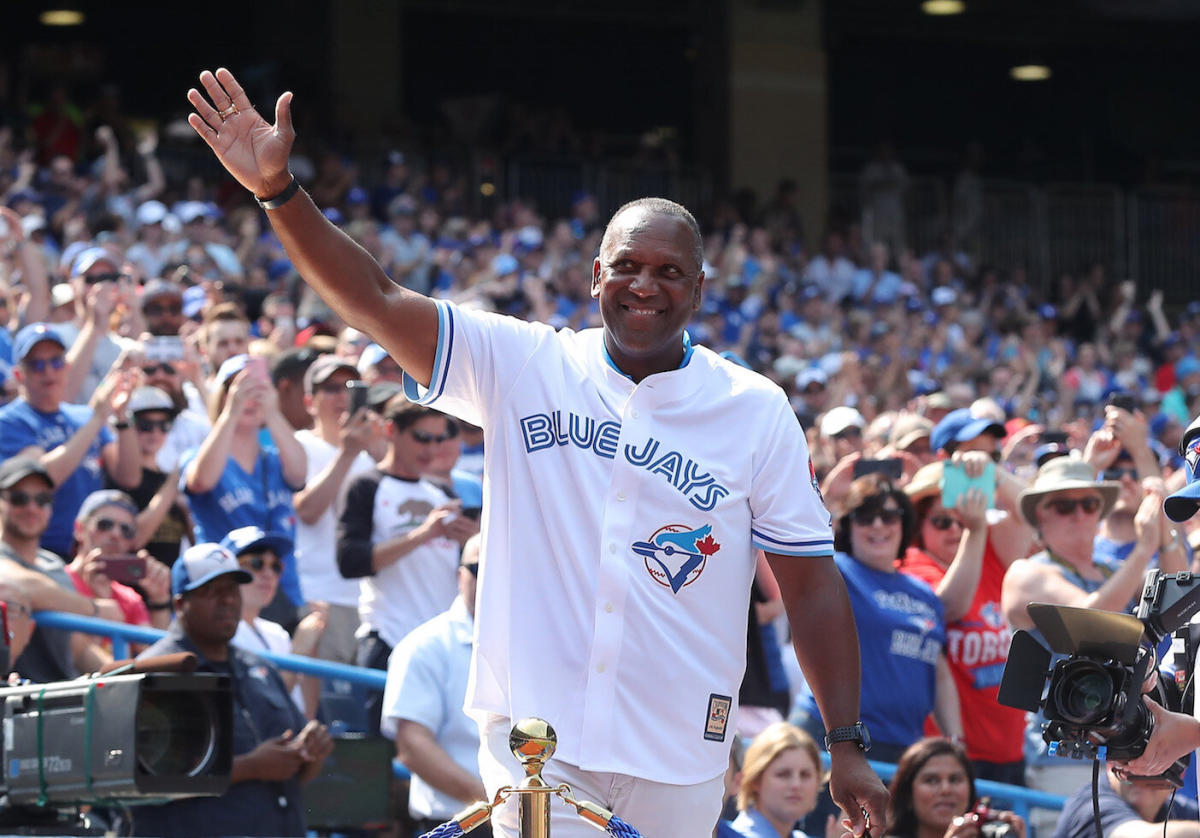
[
  {"left": 899, "top": 462, "right": 1026, "bottom": 785},
  {"left": 182, "top": 353, "right": 307, "bottom": 615}
]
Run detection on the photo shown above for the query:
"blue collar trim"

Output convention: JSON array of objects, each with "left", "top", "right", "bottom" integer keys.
[{"left": 602, "top": 331, "right": 694, "bottom": 381}]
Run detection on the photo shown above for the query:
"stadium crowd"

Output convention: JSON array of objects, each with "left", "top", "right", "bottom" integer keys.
[{"left": 2, "top": 87, "right": 1200, "bottom": 838}]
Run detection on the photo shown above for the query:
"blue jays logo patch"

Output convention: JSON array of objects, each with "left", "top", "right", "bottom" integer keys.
[{"left": 632, "top": 524, "right": 721, "bottom": 594}]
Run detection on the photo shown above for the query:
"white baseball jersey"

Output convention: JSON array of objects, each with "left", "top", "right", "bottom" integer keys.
[{"left": 403, "top": 300, "right": 833, "bottom": 784}]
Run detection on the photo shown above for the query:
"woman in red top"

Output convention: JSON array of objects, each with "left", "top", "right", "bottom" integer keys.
[{"left": 899, "top": 462, "right": 1028, "bottom": 786}]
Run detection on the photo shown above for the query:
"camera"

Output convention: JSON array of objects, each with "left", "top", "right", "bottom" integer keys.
[
  {"left": 998, "top": 569, "right": 1200, "bottom": 788},
  {"left": 971, "top": 800, "right": 1016, "bottom": 838}
]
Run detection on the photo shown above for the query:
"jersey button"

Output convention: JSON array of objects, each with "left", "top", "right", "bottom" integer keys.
[
  {"left": 596, "top": 663, "right": 607, "bottom": 673},
  {"left": 616, "top": 492, "right": 626, "bottom": 502},
  {"left": 609, "top": 543, "right": 616, "bottom": 553},
  {"left": 631, "top": 409, "right": 640, "bottom": 419},
  {"left": 605, "top": 602, "right": 614, "bottom": 613}
]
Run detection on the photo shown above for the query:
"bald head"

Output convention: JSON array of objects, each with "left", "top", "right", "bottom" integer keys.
[{"left": 600, "top": 198, "right": 703, "bottom": 269}]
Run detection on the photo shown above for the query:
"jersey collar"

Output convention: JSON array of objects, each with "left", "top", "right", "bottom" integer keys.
[{"left": 602, "top": 330, "right": 694, "bottom": 381}]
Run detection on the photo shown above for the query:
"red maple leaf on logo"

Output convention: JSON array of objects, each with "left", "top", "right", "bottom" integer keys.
[{"left": 695, "top": 534, "right": 721, "bottom": 556}]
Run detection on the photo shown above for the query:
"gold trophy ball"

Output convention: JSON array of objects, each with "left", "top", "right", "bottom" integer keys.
[{"left": 509, "top": 717, "right": 557, "bottom": 766}]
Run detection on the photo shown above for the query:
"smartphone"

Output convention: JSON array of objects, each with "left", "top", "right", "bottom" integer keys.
[
  {"left": 853, "top": 458, "right": 904, "bottom": 481},
  {"left": 461, "top": 506, "right": 482, "bottom": 521},
  {"left": 346, "top": 380, "right": 370, "bottom": 414},
  {"left": 1039, "top": 430, "right": 1069, "bottom": 446},
  {"left": 142, "top": 335, "right": 184, "bottom": 362},
  {"left": 98, "top": 554, "right": 147, "bottom": 587},
  {"left": 245, "top": 355, "right": 269, "bottom": 382},
  {"left": 1107, "top": 392, "right": 1137, "bottom": 413},
  {"left": 940, "top": 461, "right": 996, "bottom": 510}
]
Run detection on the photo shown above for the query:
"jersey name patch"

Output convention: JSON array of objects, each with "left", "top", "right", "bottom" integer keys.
[
  {"left": 632, "top": 524, "right": 721, "bottom": 593},
  {"left": 705, "top": 694, "right": 732, "bottom": 742}
]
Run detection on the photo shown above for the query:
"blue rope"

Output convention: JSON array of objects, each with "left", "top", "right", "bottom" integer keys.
[
  {"left": 606, "top": 814, "right": 644, "bottom": 837},
  {"left": 417, "top": 823, "right": 464, "bottom": 838}
]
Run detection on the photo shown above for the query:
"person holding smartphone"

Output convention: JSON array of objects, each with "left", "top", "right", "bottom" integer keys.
[{"left": 65, "top": 490, "right": 173, "bottom": 653}]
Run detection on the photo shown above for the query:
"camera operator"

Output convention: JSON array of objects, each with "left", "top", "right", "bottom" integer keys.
[
  {"left": 131, "top": 543, "right": 333, "bottom": 837},
  {"left": 1052, "top": 763, "right": 1199, "bottom": 838}
]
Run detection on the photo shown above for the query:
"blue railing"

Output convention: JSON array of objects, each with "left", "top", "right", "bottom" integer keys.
[{"left": 34, "top": 610, "right": 1064, "bottom": 820}]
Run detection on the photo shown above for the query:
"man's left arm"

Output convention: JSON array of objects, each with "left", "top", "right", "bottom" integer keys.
[{"left": 766, "top": 552, "right": 888, "bottom": 836}]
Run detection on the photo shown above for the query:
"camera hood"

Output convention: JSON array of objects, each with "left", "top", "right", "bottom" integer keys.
[{"left": 1026, "top": 602, "right": 1145, "bottom": 664}]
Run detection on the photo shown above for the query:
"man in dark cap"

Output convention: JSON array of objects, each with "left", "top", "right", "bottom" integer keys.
[{"left": 132, "top": 542, "right": 333, "bottom": 837}]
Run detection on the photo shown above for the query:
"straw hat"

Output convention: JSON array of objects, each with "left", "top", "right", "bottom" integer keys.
[
  {"left": 905, "top": 461, "right": 943, "bottom": 503},
  {"left": 1017, "top": 455, "right": 1120, "bottom": 528}
]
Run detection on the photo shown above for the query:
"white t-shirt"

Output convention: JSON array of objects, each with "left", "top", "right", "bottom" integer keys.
[{"left": 293, "top": 430, "right": 375, "bottom": 607}]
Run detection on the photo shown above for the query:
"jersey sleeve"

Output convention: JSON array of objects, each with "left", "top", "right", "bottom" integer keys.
[
  {"left": 336, "top": 471, "right": 381, "bottom": 579},
  {"left": 748, "top": 390, "right": 834, "bottom": 557},
  {"left": 400, "top": 299, "right": 555, "bottom": 427},
  {"left": 0, "top": 408, "right": 38, "bottom": 458}
]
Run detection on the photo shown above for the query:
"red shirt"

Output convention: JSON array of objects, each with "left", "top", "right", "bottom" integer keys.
[
  {"left": 65, "top": 568, "right": 151, "bottom": 653},
  {"left": 901, "top": 540, "right": 1026, "bottom": 763}
]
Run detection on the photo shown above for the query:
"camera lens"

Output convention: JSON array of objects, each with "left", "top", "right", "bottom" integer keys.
[
  {"left": 136, "top": 690, "right": 219, "bottom": 777},
  {"left": 1054, "top": 662, "right": 1115, "bottom": 725}
]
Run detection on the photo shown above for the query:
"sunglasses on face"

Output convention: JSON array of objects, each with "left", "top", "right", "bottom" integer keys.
[
  {"left": 23, "top": 356, "right": 66, "bottom": 373},
  {"left": 410, "top": 429, "right": 455, "bottom": 444},
  {"left": 84, "top": 272, "right": 126, "bottom": 285},
  {"left": 1102, "top": 467, "right": 1137, "bottom": 482},
  {"left": 144, "top": 302, "right": 183, "bottom": 317},
  {"left": 93, "top": 517, "right": 136, "bottom": 539},
  {"left": 141, "top": 362, "right": 177, "bottom": 376},
  {"left": 927, "top": 514, "right": 963, "bottom": 531},
  {"left": 1042, "top": 496, "right": 1103, "bottom": 517},
  {"left": 851, "top": 507, "right": 903, "bottom": 526},
  {"left": 240, "top": 554, "right": 283, "bottom": 574},
  {"left": 135, "top": 417, "right": 173, "bottom": 433},
  {"left": 463, "top": 562, "right": 479, "bottom": 577},
  {"left": 3, "top": 490, "right": 54, "bottom": 508}
]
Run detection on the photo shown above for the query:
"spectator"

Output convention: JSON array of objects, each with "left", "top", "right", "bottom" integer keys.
[
  {"left": 356, "top": 342, "right": 405, "bottom": 385},
  {"left": 337, "top": 397, "right": 477, "bottom": 734},
  {"left": 729, "top": 722, "right": 824, "bottom": 838},
  {"left": 421, "top": 417, "right": 483, "bottom": 511},
  {"left": 1052, "top": 762, "right": 1198, "bottom": 838},
  {"left": 791, "top": 474, "right": 962, "bottom": 762},
  {"left": 0, "top": 457, "right": 117, "bottom": 682},
  {"left": 1001, "top": 455, "right": 1168, "bottom": 829},
  {"left": 132, "top": 543, "right": 333, "bottom": 837},
  {"left": 111, "top": 385, "right": 192, "bottom": 566},
  {"left": 199, "top": 302, "right": 251, "bottom": 387},
  {"left": 885, "top": 738, "right": 1025, "bottom": 838},
  {"left": 59, "top": 247, "right": 137, "bottom": 403},
  {"left": 222, "top": 526, "right": 326, "bottom": 718},
  {"left": 182, "top": 353, "right": 306, "bottom": 617},
  {"left": 138, "top": 277, "right": 186, "bottom": 337},
  {"left": 901, "top": 462, "right": 1026, "bottom": 784},
  {"left": 291, "top": 352, "right": 375, "bottom": 684},
  {"left": 270, "top": 346, "right": 319, "bottom": 433},
  {"left": 65, "top": 490, "right": 173, "bottom": 654},
  {"left": 137, "top": 349, "right": 211, "bottom": 471},
  {"left": 0, "top": 322, "right": 139, "bottom": 556},
  {"left": 381, "top": 534, "right": 490, "bottom": 836}
]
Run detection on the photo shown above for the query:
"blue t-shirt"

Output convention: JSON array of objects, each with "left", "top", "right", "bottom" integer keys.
[
  {"left": 180, "top": 445, "right": 303, "bottom": 606},
  {"left": 0, "top": 399, "right": 112, "bottom": 557},
  {"left": 794, "top": 552, "right": 946, "bottom": 748}
]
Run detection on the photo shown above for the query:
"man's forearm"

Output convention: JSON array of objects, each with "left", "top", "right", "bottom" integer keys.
[{"left": 41, "top": 415, "right": 105, "bottom": 486}]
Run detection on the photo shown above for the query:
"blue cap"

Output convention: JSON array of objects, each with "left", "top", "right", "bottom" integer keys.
[
  {"left": 930, "top": 408, "right": 1007, "bottom": 454},
  {"left": 220, "top": 525, "right": 293, "bottom": 559},
  {"left": 357, "top": 343, "right": 391, "bottom": 372},
  {"left": 1165, "top": 418, "right": 1200, "bottom": 522},
  {"left": 1033, "top": 442, "right": 1070, "bottom": 468},
  {"left": 182, "top": 285, "right": 206, "bottom": 319},
  {"left": 322, "top": 208, "right": 345, "bottom": 226},
  {"left": 13, "top": 323, "right": 66, "bottom": 364},
  {"left": 172, "top": 543, "right": 252, "bottom": 596},
  {"left": 904, "top": 296, "right": 925, "bottom": 313},
  {"left": 346, "top": 186, "right": 368, "bottom": 206},
  {"left": 1177, "top": 356, "right": 1200, "bottom": 380},
  {"left": 70, "top": 246, "right": 118, "bottom": 278},
  {"left": 1038, "top": 304, "right": 1058, "bottom": 320},
  {"left": 492, "top": 253, "right": 519, "bottom": 276},
  {"left": 1185, "top": 301, "right": 1200, "bottom": 320}
]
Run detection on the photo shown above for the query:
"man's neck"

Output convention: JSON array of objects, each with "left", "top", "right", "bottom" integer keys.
[
  {"left": 379, "top": 452, "right": 419, "bottom": 480},
  {"left": 313, "top": 417, "right": 340, "bottom": 446},
  {"left": 1099, "top": 511, "right": 1136, "bottom": 544},
  {"left": 189, "top": 636, "right": 230, "bottom": 662},
  {"left": 0, "top": 532, "right": 41, "bottom": 566}
]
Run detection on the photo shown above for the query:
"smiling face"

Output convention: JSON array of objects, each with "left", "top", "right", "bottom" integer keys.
[
  {"left": 591, "top": 205, "right": 704, "bottom": 382},
  {"left": 911, "top": 753, "right": 971, "bottom": 833},
  {"left": 849, "top": 497, "right": 905, "bottom": 569}
]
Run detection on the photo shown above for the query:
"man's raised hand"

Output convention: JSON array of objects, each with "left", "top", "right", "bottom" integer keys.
[{"left": 186, "top": 68, "right": 293, "bottom": 198}]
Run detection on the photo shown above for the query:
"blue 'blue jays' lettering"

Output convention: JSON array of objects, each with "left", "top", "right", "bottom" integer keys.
[{"left": 520, "top": 410, "right": 730, "bottom": 510}]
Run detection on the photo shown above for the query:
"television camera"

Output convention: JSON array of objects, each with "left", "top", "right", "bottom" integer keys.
[{"left": 998, "top": 568, "right": 1200, "bottom": 788}]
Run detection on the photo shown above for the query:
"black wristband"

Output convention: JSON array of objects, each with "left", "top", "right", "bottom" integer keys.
[
  {"left": 256, "top": 176, "right": 300, "bottom": 210},
  {"left": 147, "top": 601, "right": 172, "bottom": 611},
  {"left": 109, "top": 416, "right": 130, "bottom": 430}
]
